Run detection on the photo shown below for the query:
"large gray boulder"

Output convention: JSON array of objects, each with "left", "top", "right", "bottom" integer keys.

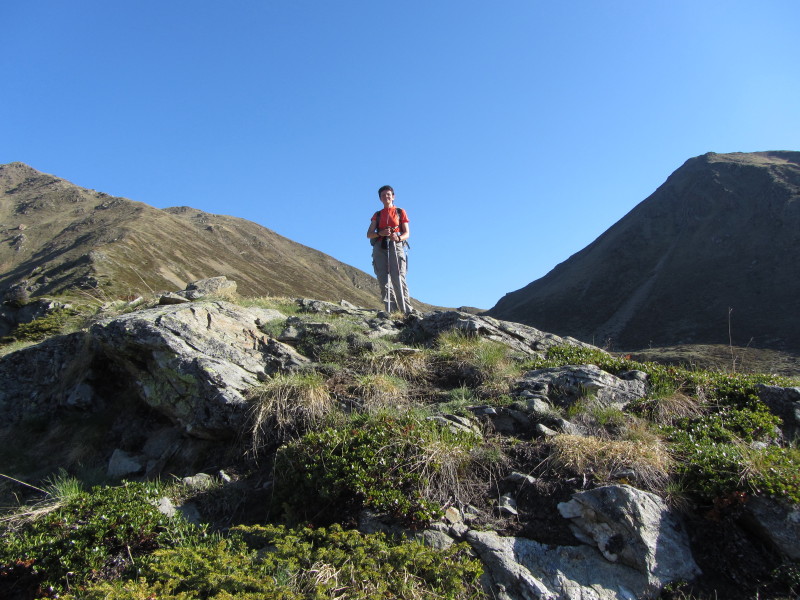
[
  {"left": 90, "top": 300, "right": 303, "bottom": 439},
  {"left": 557, "top": 485, "right": 700, "bottom": 587},
  {"left": 468, "top": 529, "right": 649, "bottom": 600},
  {"left": 0, "top": 301, "right": 307, "bottom": 440},
  {"left": 468, "top": 484, "right": 699, "bottom": 600},
  {"left": 743, "top": 496, "right": 800, "bottom": 560}
]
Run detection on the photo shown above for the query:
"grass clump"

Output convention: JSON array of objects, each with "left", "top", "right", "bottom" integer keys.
[
  {"left": 41, "top": 468, "right": 84, "bottom": 503},
  {"left": 237, "top": 295, "right": 301, "bottom": 315},
  {"left": 433, "top": 329, "right": 521, "bottom": 389},
  {"left": 271, "top": 413, "right": 484, "bottom": 527},
  {"left": 350, "top": 373, "right": 409, "bottom": 411},
  {"left": 435, "top": 386, "right": 482, "bottom": 417},
  {"left": 627, "top": 392, "right": 703, "bottom": 426},
  {"left": 248, "top": 372, "right": 334, "bottom": 452},
  {"left": 544, "top": 434, "right": 673, "bottom": 491},
  {"left": 364, "top": 347, "right": 431, "bottom": 381}
]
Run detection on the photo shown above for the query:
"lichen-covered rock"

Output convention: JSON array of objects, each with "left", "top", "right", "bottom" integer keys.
[
  {"left": 177, "top": 276, "right": 238, "bottom": 300},
  {"left": 90, "top": 301, "right": 301, "bottom": 439},
  {"left": 516, "top": 364, "right": 647, "bottom": 410},
  {"left": 467, "top": 529, "right": 649, "bottom": 600}
]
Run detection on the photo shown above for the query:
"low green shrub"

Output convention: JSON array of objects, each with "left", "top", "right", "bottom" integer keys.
[
  {"left": 661, "top": 376, "right": 798, "bottom": 503},
  {"left": 70, "top": 524, "right": 484, "bottom": 600},
  {"left": 667, "top": 406, "right": 780, "bottom": 445},
  {"left": 0, "top": 481, "right": 199, "bottom": 597},
  {"left": 1, "top": 308, "right": 80, "bottom": 344},
  {"left": 668, "top": 439, "right": 800, "bottom": 503},
  {"left": 271, "top": 413, "right": 482, "bottom": 526},
  {"left": 683, "top": 370, "right": 797, "bottom": 410},
  {"left": 233, "top": 524, "right": 484, "bottom": 599}
]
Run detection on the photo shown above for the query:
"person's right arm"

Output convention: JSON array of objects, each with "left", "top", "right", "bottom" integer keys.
[{"left": 367, "top": 217, "right": 379, "bottom": 239}]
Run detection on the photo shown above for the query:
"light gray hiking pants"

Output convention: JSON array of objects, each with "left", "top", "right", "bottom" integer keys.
[{"left": 372, "top": 239, "right": 412, "bottom": 313}]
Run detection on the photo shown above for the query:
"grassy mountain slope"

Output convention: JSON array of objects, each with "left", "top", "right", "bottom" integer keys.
[{"left": 0, "top": 162, "right": 387, "bottom": 307}]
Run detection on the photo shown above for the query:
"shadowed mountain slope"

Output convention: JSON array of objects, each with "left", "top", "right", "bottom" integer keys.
[
  {"left": 0, "top": 162, "right": 388, "bottom": 307},
  {"left": 489, "top": 151, "right": 800, "bottom": 352}
]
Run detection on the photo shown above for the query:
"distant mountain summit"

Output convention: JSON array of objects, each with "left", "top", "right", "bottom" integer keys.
[
  {"left": 489, "top": 151, "right": 800, "bottom": 352},
  {"left": 0, "top": 162, "right": 382, "bottom": 306}
]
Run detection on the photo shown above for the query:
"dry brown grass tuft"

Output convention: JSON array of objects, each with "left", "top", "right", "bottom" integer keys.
[
  {"left": 248, "top": 372, "right": 334, "bottom": 454},
  {"left": 414, "top": 434, "right": 509, "bottom": 509},
  {"left": 546, "top": 434, "right": 673, "bottom": 492},
  {"left": 350, "top": 374, "right": 409, "bottom": 411},
  {"left": 644, "top": 392, "right": 704, "bottom": 426},
  {"left": 364, "top": 347, "right": 431, "bottom": 382}
]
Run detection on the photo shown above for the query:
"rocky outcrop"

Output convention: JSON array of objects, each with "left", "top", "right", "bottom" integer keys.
[
  {"left": 3, "top": 284, "right": 795, "bottom": 599},
  {"left": 401, "top": 310, "right": 594, "bottom": 355},
  {"left": 0, "top": 286, "right": 309, "bottom": 439},
  {"left": 7, "top": 290, "right": 599, "bottom": 441},
  {"left": 516, "top": 365, "right": 648, "bottom": 411}
]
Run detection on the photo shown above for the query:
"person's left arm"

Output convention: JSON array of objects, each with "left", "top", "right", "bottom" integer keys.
[{"left": 393, "top": 222, "right": 409, "bottom": 243}]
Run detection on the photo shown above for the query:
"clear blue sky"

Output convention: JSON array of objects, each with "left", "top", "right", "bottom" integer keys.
[{"left": 2, "top": 2, "right": 798, "bottom": 309}]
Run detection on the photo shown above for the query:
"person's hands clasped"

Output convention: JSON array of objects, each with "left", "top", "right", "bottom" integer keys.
[{"left": 379, "top": 227, "right": 401, "bottom": 242}]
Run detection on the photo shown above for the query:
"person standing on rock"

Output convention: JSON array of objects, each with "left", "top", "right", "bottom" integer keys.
[{"left": 366, "top": 185, "right": 412, "bottom": 314}]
